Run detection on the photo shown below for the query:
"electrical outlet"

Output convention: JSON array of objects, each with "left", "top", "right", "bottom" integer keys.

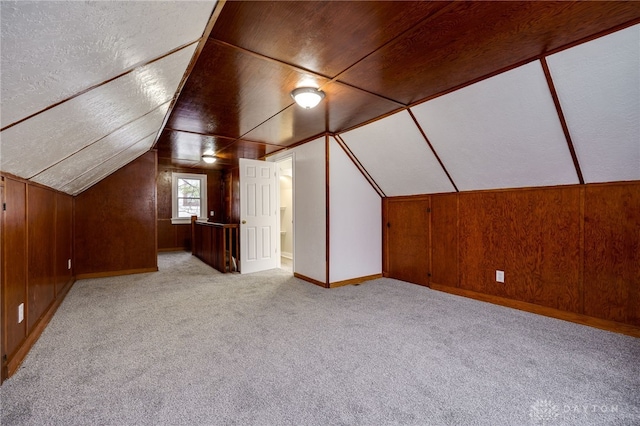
[
  {"left": 68, "top": 259, "right": 72, "bottom": 270},
  {"left": 496, "top": 270, "right": 505, "bottom": 283},
  {"left": 18, "top": 303, "right": 24, "bottom": 323},
  {"left": 210, "top": 210, "right": 215, "bottom": 217}
]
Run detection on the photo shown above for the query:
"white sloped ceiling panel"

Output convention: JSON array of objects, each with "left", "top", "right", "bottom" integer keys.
[
  {"left": 340, "top": 110, "right": 454, "bottom": 196},
  {"left": 329, "top": 138, "right": 381, "bottom": 283},
  {"left": 30, "top": 102, "right": 170, "bottom": 191},
  {"left": 0, "top": 44, "right": 196, "bottom": 180},
  {"left": 0, "top": 0, "right": 215, "bottom": 127},
  {"left": 412, "top": 61, "right": 579, "bottom": 191},
  {"left": 546, "top": 25, "right": 640, "bottom": 183},
  {"left": 62, "top": 134, "right": 155, "bottom": 196}
]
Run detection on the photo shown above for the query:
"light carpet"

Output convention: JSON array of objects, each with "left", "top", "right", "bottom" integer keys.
[{"left": 1, "top": 252, "right": 638, "bottom": 425}]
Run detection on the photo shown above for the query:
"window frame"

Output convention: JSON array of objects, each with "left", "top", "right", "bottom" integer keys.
[{"left": 171, "top": 172, "right": 208, "bottom": 224}]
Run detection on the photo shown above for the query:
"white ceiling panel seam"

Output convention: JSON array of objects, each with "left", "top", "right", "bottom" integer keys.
[
  {"left": 544, "top": 24, "right": 640, "bottom": 184},
  {"left": 406, "top": 108, "right": 459, "bottom": 192},
  {"left": 29, "top": 103, "right": 171, "bottom": 191},
  {"left": 0, "top": 1, "right": 217, "bottom": 128},
  {"left": 57, "top": 130, "right": 159, "bottom": 192},
  {"left": 31, "top": 130, "right": 157, "bottom": 189},
  {"left": 1, "top": 40, "right": 201, "bottom": 133},
  {"left": 411, "top": 60, "right": 579, "bottom": 192},
  {"left": 333, "top": 134, "right": 386, "bottom": 198},
  {"left": 63, "top": 135, "right": 156, "bottom": 195},
  {"left": 0, "top": 44, "right": 198, "bottom": 179},
  {"left": 29, "top": 101, "right": 171, "bottom": 182},
  {"left": 340, "top": 110, "right": 456, "bottom": 196}
]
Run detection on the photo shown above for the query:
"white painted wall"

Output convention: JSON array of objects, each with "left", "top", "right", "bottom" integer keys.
[
  {"left": 329, "top": 138, "right": 382, "bottom": 283},
  {"left": 279, "top": 172, "right": 293, "bottom": 259},
  {"left": 269, "top": 137, "right": 326, "bottom": 283}
]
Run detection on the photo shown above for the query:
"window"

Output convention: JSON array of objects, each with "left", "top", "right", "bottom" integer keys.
[{"left": 171, "top": 172, "right": 207, "bottom": 224}]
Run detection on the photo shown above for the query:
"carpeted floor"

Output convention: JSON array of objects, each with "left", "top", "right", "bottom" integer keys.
[{"left": 1, "top": 252, "right": 638, "bottom": 425}]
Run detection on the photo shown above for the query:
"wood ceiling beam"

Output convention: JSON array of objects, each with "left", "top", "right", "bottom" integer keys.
[
  {"left": 407, "top": 109, "right": 459, "bottom": 193},
  {"left": 333, "top": 134, "right": 386, "bottom": 198},
  {"left": 540, "top": 57, "right": 585, "bottom": 185}
]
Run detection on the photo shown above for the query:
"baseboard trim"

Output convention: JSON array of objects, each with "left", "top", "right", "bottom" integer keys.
[
  {"left": 158, "top": 247, "right": 188, "bottom": 253},
  {"left": 294, "top": 272, "right": 328, "bottom": 288},
  {"left": 76, "top": 267, "right": 158, "bottom": 280},
  {"left": 329, "top": 273, "right": 382, "bottom": 288},
  {"left": 4, "top": 277, "right": 76, "bottom": 380},
  {"left": 281, "top": 252, "right": 293, "bottom": 259},
  {"left": 430, "top": 283, "right": 640, "bottom": 338}
]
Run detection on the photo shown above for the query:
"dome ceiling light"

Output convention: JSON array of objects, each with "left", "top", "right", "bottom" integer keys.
[
  {"left": 202, "top": 154, "right": 216, "bottom": 164},
  {"left": 291, "top": 87, "right": 325, "bottom": 109}
]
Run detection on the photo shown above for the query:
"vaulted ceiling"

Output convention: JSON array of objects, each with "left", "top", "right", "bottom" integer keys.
[{"left": 1, "top": 1, "right": 639, "bottom": 196}]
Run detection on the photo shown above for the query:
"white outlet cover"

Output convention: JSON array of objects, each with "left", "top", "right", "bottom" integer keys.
[
  {"left": 18, "top": 303, "right": 24, "bottom": 323},
  {"left": 68, "top": 259, "right": 72, "bottom": 270},
  {"left": 496, "top": 270, "right": 505, "bottom": 283}
]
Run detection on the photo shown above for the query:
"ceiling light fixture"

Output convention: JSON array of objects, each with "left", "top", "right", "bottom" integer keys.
[
  {"left": 291, "top": 87, "right": 325, "bottom": 109},
  {"left": 202, "top": 154, "right": 216, "bottom": 164}
]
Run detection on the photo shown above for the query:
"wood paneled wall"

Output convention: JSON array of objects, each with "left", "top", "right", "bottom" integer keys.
[
  {"left": 74, "top": 151, "right": 158, "bottom": 277},
  {"left": 157, "top": 163, "right": 223, "bottom": 251},
  {"left": 583, "top": 184, "right": 640, "bottom": 326},
  {"left": 27, "top": 186, "right": 57, "bottom": 332},
  {"left": 383, "top": 181, "right": 640, "bottom": 333},
  {"left": 458, "top": 187, "right": 582, "bottom": 312},
  {"left": 1, "top": 174, "right": 74, "bottom": 381},
  {"left": 222, "top": 168, "right": 240, "bottom": 224}
]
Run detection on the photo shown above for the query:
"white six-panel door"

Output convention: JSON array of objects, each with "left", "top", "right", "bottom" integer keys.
[{"left": 239, "top": 158, "right": 278, "bottom": 274}]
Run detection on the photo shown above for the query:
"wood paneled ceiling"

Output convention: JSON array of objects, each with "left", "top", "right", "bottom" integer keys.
[{"left": 156, "top": 1, "right": 640, "bottom": 170}]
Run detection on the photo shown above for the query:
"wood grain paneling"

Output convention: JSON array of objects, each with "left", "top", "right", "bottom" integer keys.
[
  {"left": 157, "top": 220, "right": 176, "bottom": 250},
  {"left": 384, "top": 197, "right": 430, "bottom": 286},
  {"left": 384, "top": 182, "right": 639, "bottom": 332},
  {"left": 192, "top": 221, "right": 239, "bottom": 273},
  {"left": 155, "top": 129, "right": 236, "bottom": 166},
  {"left": 55, "top": 193, "right": 73, "bottom": 296},
  {"left": 158, "top": 2, "right": 639, "bottom": 170},
  {"left": 340, "top": 1, "right": 640, "bottom": 104},
  {"left": 3, "top": 178, "right": 27, "bottom": 358},
  {"left": 167, "top": 40, "right": 330, "bottom": 137},
  {"left": 430, "top": 194, "right": 458, "bottom": 288},
  {"left": 1, "top": 175, "right": 76, "bottom": 381},
  {"left": 211, "top": 1, "right": 449, "bottom": 78},
  {"left": 458, "top": 187, "right": 581, "bottom": 312},
  {"left": 584, "top": 183, "right": 640, "bottom": 326},
  {"left": 156, "top": 163, "right": 223, "bottom": 251},
  {"left": 230, "top": 168, "right": 240, "bottom": 224},
  {"left": 27, "top": 185, "right": 56, "bottom": 332},
  {"left": 75, "top": 152, "right": 158, "bottom": 275},
  {"left": 176, "top": 224, "right": 193, "bottom": 251}
]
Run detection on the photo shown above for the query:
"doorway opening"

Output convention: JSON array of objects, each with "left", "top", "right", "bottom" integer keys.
[{"left": 277, "top": 156, "right": 293, "bottom": 274}]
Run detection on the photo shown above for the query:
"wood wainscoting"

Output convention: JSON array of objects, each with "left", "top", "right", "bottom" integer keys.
[
  {"left": 383, "top": 181, "right": 640, "bottom": 337},
  {"left": 1, "top": 174, "right": 75, "bottom": 382},
  {"left": 74, "top": 152, "right": 158, "bottom": 278}
]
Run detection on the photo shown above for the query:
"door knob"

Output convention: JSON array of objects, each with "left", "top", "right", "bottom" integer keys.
[{"left": 242, "top": 220, "right": 246, "bottom": 224}]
